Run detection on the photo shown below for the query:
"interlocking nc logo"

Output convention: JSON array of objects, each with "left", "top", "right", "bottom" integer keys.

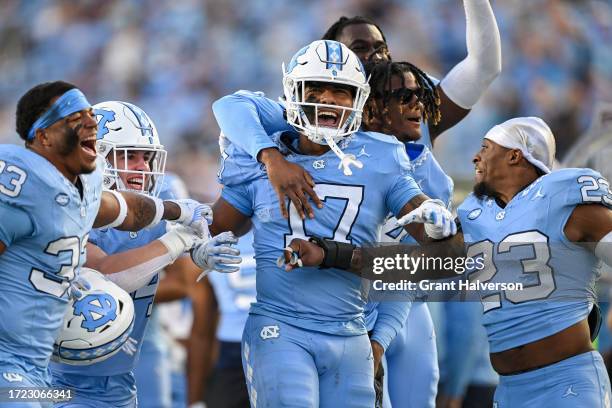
[
  {"left": 260, "top": 325, "right": 280, "bottom": 340},
  {"left": 73, "top": 293, "right": 118, "bottom": 332},
  {"left": 313, "top": 160, "right": 326, "bottom": 170},
  {"left": 2, "top": 372, "right": 23, "bottom": 383}
]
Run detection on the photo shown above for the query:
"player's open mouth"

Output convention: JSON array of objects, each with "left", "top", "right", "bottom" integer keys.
[
  {"left": 80, "top": 138, "right": 97, "bottom": 158},
  {"left": 405, "top": 115, "right": 421, "bottom": 124},
  {"left": 126, "top": 177, "right": 145, "bottom": 190},
  {"left": 317, "top": 110, "right": 340, "bottom": 127}
]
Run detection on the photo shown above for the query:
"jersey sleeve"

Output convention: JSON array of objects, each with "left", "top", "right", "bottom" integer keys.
[
  {"left": 220, "top": 184, "right": 254, "bottom": 217},
  {"left": 370, "top": 301, "right": 412, "bottom": 351},
  {"left": 212, "top": 91, "right": 293, "bottom": 160},
  {"left": 0, "top": 200, "right": 34, "bottom": 246},
  {"left": 562, "top": 168, "right": 612, "bottom": 209},
  {"left": 385, "top": 143, "right": 424, "bottom": 217}
]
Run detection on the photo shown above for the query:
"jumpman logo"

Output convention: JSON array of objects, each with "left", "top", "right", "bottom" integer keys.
[
  {"left": 357, "top": 146, "right": 370, "bottom": 158},
  {"left": 562, "top": 385, "right": 578, "bottom": 398}
]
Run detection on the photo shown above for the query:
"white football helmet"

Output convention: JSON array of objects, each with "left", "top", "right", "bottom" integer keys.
[
  {"left": 53, "top": 268, "right": 135, "bottom": 365},
  {"left": 94, "top": 101, "right": 167, "bottom": 196},
  {"left": 282, "top": 40, "right": 370, "bottom": 175}
]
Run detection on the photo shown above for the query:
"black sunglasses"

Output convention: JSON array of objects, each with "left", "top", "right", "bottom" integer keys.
[{"left": 386, "top": 87, "right": 423, "bottom": 105}]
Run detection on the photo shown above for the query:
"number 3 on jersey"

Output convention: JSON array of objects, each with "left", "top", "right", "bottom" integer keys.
[{"left": 284, "top": 183, "right": 364, "bottom": 246}]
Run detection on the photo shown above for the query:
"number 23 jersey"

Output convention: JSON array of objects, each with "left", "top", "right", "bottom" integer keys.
[{"left": 457, "top": 168, "right": 612, "bottom": 353}]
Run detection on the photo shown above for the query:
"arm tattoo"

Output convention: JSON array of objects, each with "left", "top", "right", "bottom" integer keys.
[{"left": 116, "top": 193, "right": 157, "bottom": 231}]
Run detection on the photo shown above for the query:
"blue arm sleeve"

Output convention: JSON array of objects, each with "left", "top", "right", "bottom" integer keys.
[
  {"left": 370, "top": 301, "right": 412, "bottom": 351},
  {"left": 442, "top": 302, "right": 482, "bottom": 397},
  {"left": 0, "top": 200, "right": 34, "bottom": 246},
  {"left": 386, "top": 143, "right": 424, "bottom": 216},
  {"left": 220, "top": 184, "right": 254, "bottom": 218},
  {"left": 212, "top": 91, "right": 293, "bottom": 160}
]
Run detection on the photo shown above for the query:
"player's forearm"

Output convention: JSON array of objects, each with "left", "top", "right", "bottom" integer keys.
[
  {"left": 370, "top": 302, "right": 411, "bottom": 351},
  {"left": 212, "top": 93, "right": 280, "bottom": 160},
  {"left": 116, "top": 193, "right": 181, "bottom": 231},
  {"left": 439, "top": 0, "right": 501, "bottom": 109}
]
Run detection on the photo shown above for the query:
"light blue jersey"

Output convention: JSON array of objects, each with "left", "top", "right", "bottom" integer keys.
[
  {"left": 222, "top": 129, "right": 421, "bottom": 335},
  {"left": 373, "top": 142, "right": 451, "bottom": 408},
  {"left": 208, "top": 230, "right": 256, "bottom": 343},
  {"left": 457, "top": 168, "right": 612, "bottom": 353},
  {"left": 0, "top": 145, "right": 102, "bottom": 382},
  {"left": 51, "top": 177, "right": 179, "bottom": 406}
]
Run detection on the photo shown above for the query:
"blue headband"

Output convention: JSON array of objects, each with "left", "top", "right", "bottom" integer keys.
[{"left": 27, "top": 88, "right": 92, "bottom": 140}]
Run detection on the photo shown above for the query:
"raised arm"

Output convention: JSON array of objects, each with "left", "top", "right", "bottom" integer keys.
[
  {"left": 431, "top": 0, "right": 502, "bottom": 140},
  {"left": 213, "top": 92, "right": 322, "bottom": 219}
]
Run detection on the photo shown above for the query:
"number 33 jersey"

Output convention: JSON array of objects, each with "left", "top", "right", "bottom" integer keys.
[
  {"left": 0, "top": 145, "right": 102, "bottom": 370},
  {"left": 457, "top": 168, "right": 612, "bottom": 353},
  {"left": 221, "top": 131, "right": 422, "bottom": 336}
]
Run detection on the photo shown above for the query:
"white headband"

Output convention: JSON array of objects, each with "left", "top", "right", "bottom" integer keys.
[{"left": 484, "top": 116, "right": 556, "bottom": 174}]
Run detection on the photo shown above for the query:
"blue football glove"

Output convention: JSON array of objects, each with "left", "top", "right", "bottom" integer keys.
[
  {"left": 170, "top": 199, "right": 213, "bottom": 238},
  {"left": 68, "top": 273, "right": 92, "bottom": 300},
  {"left": 192, "top": 232, "right": 242, "bottom": 281},
  {"left": 395, "top": 199, "right": 457, "bottom": 239}
]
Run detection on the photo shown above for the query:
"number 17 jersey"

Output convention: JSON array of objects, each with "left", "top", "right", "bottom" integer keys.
[{"left": 221, "top": 130, "right": 422, "bottom": 336}]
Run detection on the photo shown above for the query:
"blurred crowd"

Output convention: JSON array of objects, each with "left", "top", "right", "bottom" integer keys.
[{"left": 0, "top": 0, "right": 610, "bottom": 195}]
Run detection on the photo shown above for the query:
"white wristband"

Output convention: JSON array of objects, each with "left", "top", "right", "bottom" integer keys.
[
  {"left": 146, "top": 196, "right": 165, "bottom": 229},
  {"left": 99, "top": 190, "right": 128, "bottom": 229}
]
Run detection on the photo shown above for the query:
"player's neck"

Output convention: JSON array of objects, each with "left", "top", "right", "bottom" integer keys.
[
  {"left": 28, "top": 145, "right": 79, "bottom": 184},
  {"left": 497, "top": 172, "right": 539, "bottom": 205},
  {"left": 298, "top": 134, "right": 330, "bottom": 156}
]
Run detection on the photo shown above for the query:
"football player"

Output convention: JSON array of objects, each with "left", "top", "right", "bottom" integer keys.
[
  {"left": 201, "top": 40, "right": 456, "bottom": 407},
  {"left": 0, "top": 82, "right": 212, "bottom": 407},
  {"left": 285, "top": 117, "right": 612, "bottom": 407},
  {"left": 49, "top": 101, "right": 239, "bottom": 408}
]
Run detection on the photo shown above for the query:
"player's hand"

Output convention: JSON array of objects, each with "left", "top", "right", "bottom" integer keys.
[
  {"left": 192, "top": 232, "right": 241, "bottom": 281},
  {"left": 259, "top": 148, "right": 323, "bottom": 219},
  {"left": 396, "top": 199, "right": 457, "bottom": 239},
  {"left": 68, "top": 274, "right": 91, "bottom": 300},
  {"left": 371, "top": 340, "right": 384, "bottom": 378},
  {"left": 168, "top": 199, "right": 213, "bottom": 237},
  {"left": 371, "top": 340, "right": 385, "bottom": 408},
  {"left": 277, "top": 238, "right": 325, "bottom": 271},
  {"left": 159, "top": 225, "right": 201, "bottom": 261}
]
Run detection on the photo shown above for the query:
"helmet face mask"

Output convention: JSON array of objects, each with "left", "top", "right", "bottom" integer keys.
[
  {"left": 94, "top": 101, "right": 167, "bottom": 197},
  {"left": 283, "top": 40, "right": 370, "bottom": 146}
]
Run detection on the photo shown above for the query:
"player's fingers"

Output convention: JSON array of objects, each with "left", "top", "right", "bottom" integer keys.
[
  {"left": 303, "top": 169, "right": 316, "bottom": 188},
  {"left": 276, "top": 190, "right": 288, "bottom": 219},
  {"left": 297, "top": 189, "right": 316, "bottom": 219},
  {"left": 287, "top": 191, "right": 306, "bottom": 220},
  {"left": 304, "top": 183, "right": 323, "bottom": 210}
]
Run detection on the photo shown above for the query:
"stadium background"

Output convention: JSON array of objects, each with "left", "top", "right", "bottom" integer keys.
[{"left": 0, "top": 0, "right": 610, "bottom": 406}]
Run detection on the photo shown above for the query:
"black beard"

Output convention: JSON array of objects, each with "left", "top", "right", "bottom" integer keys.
[
  {"left": 473, "top": 181, "right": 499, "bottom": 200},
  {"left": 57, "top": 124, "right": 81, "bottom": 156}
]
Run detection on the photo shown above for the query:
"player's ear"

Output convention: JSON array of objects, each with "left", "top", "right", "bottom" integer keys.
[
  {"left": 35, "top": 128, "right": 51, "bottom": 147},
  {"left": 508, "top": 149, "right": 523, "bottom": 166}
]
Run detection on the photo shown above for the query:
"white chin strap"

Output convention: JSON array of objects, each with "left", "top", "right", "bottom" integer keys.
[
  {"left": 323, "top": 132, "right": 363, "bottom": 176},
  {"left": 315, "top": 126, "right": 363, "bottom": 176}
]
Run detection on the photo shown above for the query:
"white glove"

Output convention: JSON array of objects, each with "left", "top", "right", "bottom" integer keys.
[
  {"left": 159, "top": 225, "right": 201, "bottom": 261},
  {"left": 395, "top": 199, "right": 457, "bottom": 239},
  {"left": 169, "top": 199, "right": 213, "bottom": 237},
  {"left": 192, "top": 232, "right": 241, "bottom": 281},
  {"left": 68, "top": 274, "right": 91, "bottom": 300}
]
